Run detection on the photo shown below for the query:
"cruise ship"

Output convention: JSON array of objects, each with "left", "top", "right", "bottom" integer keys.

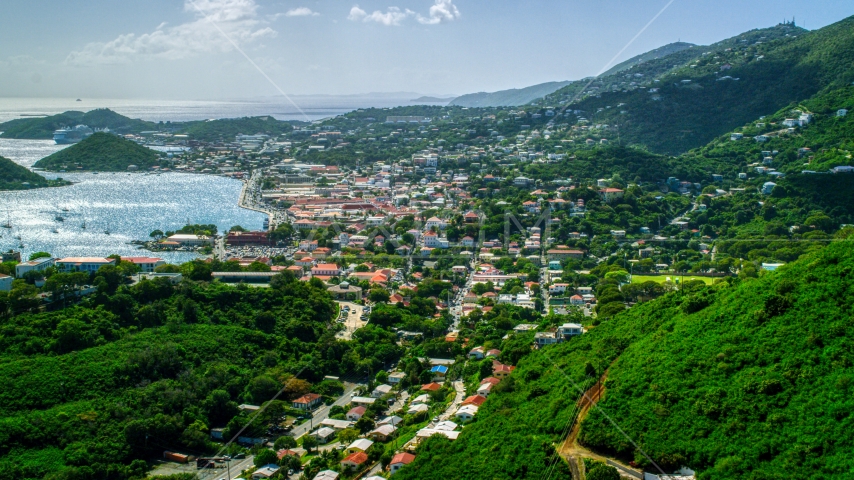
[{"left": 53, "top": 125, "right": 94, "bottom": 144}]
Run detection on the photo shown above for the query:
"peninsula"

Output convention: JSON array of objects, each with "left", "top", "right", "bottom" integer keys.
[{"left": 0, "top": 155, "right": 68, "bottom": 190}]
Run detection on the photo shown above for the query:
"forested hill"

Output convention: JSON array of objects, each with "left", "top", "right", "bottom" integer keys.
[
  {"left": 0, "top": 155, "right": 58, "bottom": 190},
  {"left": 34, "top": 133, "right": 162, "bottom": 171},
  {"left": 0, "top": 268, "right": 402, "bottom": 479},
  {"left": 449, "top": 81, "right": 572, "bottom": 108},
  {"left": 177, "top": 116, "right": 298, "bottom": 142},
  {"left": 0, "top": 109, "right": 157, "bottom": 139},
  {"left": 599, "top": 42, "right": 696, "bottom": 78},
  {"left": 397, "top": 237, "right": 854, "bottom": 480},
  {"left": 556, "top": 16, "right": 854, "bottom": 155},
  {"left": 539, "top": 23, "right": 804, "bottom": 107}
]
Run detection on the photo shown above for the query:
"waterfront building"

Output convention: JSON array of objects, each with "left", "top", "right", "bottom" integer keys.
[
  {"left": 15, "top": 257, "right": 56, "bottom": 278},
  {"left": 166, "top": 234, "right": 214, "bottom": 246},
  {"left": 121, "top": 257, "right": 166, "bottom": 273},
  {"left": 56, "top": 257, "right": 116, "bottom": 273}
]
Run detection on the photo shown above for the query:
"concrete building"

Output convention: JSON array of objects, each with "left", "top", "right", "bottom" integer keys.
[
  {"left": 0, "top": 273, "right": 12, "bottom": 292},
  {"left": 166, "top": 234, "right": 214, "bottom": 246},
  {"left": 56, "top": 257, "right": 116, "bottom": 273},
  {"left": 121, "top": 257, "right": 165, "bottom": 273},
  {"left": 15, "top": 257, "right": 56, "bottom": 278},
  {"left": 327, "top": 282, "right": 362, "bottom": 301}
]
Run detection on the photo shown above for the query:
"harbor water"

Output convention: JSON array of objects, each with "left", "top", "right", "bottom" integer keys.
[{"left": 0, "top": 139, "right": 265, "bottom": 263}]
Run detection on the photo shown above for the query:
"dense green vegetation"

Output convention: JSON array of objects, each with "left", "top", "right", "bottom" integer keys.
[
  {"left": 543, "top": 24, "right": 803, "bottom": 109},
  {"left": 34, "top": 133, "right": 162, "bottom": 172},
  {"left": 177, "top": 116, "right": 298, "bottom": 142},
  {"left": 0, "top": 109, "right": 157, "bottom": 139},
  {"left": 598, "top": 42, "right": 696, "bottom": 78},
  {"left": 552, "top": 17, "right": 853, "bottom": 155},
  {"left": 0, "top": 267, "right": 403, "bottom": 480},
  {"left": 0, "top": 155, "right": 66, "bottom": 190},
  {"left": 398, "top": 239, "right": 854, "bottom": 480}
]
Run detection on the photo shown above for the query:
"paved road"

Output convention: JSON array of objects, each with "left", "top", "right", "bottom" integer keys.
[
  {"left": 437, "top": 381, "right": 465, "bottom": 422},
  {"left": 194, "top": 454, "right": 256, "bottom": 480},
  {"left": 291, "top": 382, "right": 361, "bottom": 439}
]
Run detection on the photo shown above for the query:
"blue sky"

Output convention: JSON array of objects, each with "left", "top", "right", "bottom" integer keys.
[{"left": 0, "top": 0, "right": 851, "bottom": 99}]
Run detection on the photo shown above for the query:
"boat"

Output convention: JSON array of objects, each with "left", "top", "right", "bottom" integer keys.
[
  {"left": 81, "top": 221, "right": 86, "bottom": 229},
  {"left": 1, "top": 222, "right": 10, "bottom": 229},
  {"left": 53, "top": 124, "right": 94, "bottom": 145},
  {"left": 61, "top": 207, "right": 70, "bottom": 212},
  {"left": 76, "top": 99, "right": 82, "bottom": 102},
  {"left": 104, "top": 230, "right": 110, "bottom": 235},
  {"left": 55, "top": 215, "right": 65, "bottom": 222},
  {"left": 51, "top": 228, "right": 59, "bottom": 234}
]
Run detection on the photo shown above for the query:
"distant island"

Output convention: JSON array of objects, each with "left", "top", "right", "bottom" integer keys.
[
  {"left": 410, "top": 96, "right": 455, "bottom": 104},
  {"left": 0, "top": 108, "right": 302, "bottom": 142},
  {"left": 34, "top": 133, "right": 163, "bottom": 172},
  {"left": 0, "top": 108, "right": 158, "bottom": 140},
  {"left": 0, "top": 155, "right": 69, "bottom": 190},
  {"left": 449, "top": 81, "right": 572, "bottom": 107}
]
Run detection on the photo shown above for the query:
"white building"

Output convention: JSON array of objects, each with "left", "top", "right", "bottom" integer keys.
[
  {"left": 121, "top": 257, "right": 165, "bottom": 273},
  {"left": 166, "top": 234, "right": 214, "bottom": 246},
  {"left": 15, "top": 257, "right": 56, "bottom": 278},
  {"left": 425, "top": 217, "right": 447, "bottom": 230},
  {"left": 372, "top": 384, "right": 393, "bottom": 398},
  {"left": 455, "top": 405, "right": 478, "bottom": 422},
  {"left": 535, "top": 331, "right": 560, "bottom": 347},
  {"left": 366, "top": 216, "right": 386, "bottom": 227},
  {"left": 558, "top": 323, "right": 584, "bottom": 339},
  {"left": 0, "top": 273, "right": 12, "bottom": 292},
  {"left": 56, "top": 257, "right": 116, "bottom": 273}
]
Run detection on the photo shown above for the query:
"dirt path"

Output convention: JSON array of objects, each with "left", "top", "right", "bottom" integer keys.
[{"left": 559, "top": 371, "right": 643, "bottom": 479}]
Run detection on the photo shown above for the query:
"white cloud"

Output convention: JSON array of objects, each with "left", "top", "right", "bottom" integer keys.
[
  {"left": 285, "top": 7, "right": 319, "bottom": 17},
  {"left": 65, "top": 0, "right": 275, "bottom": 66},
  {"left": 417, "top": 0, "right": 460, "bottom": 25},
  {"left": 348, "top": 1, "right": 459, "bottom": 27},
  {"left": 348, "top": 5, "right": 415, "bottom": 26}
]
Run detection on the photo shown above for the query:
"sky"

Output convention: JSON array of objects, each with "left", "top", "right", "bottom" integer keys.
[{"left": 0, "top": 0, "right": 851, "bottom": 100}]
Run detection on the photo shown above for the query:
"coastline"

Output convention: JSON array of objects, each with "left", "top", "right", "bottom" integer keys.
[{"left": 237, "top": 172, "right": 276, "bottom": 230}]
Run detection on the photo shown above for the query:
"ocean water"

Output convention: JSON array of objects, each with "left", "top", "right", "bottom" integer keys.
[
  {"left": 0, "top": 94, "right": 445, "bottom": 123},
  {"left": 0, "top": 139, "right": 264, "bottom": 263}
]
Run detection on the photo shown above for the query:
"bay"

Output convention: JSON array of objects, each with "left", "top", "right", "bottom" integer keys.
[{"left": 0, "top": 140, "right": 264, "bottom": 263}]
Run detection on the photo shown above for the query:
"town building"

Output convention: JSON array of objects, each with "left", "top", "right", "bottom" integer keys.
[
  {"left": 15, "top": 257, "right": 56, "bottom": 278},
  {"left": 56, "top": 257, "right": 116, "bottom": 273},
  {"left": 121, "top": 257, "right": 165, "bottom": 273}
]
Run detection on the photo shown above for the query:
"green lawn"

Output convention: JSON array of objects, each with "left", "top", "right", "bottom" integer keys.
[{"left": 630, "top": 274, "right": 718, "bottom": 285}]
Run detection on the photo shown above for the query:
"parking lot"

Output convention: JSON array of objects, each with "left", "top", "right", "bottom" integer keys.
[{"left": 335, "top": 301, "right": 369, "bottom": 340}]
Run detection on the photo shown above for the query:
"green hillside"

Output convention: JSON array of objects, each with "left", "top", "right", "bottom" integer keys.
[
  {"left": 599, "top": 42, "right": 696, "bottom": 78},
  {"left": 449, "top": 81, "right": 572, "bottom": 108},
  {"left": 0, "top": 109, "right": 157, "bottom": 139},
  {"left": 33, "top": 133, "right": 162, "bottom": 172},
  {"left": 0, "top": 155, "right": 63, "bottom": 190},
  {"left": 681, "top": 85, "right": 854, "bottom": 177},
  {"left": 540, "top": 24, "right": 805, "bottom": 107},
  {"left": 397, "top": 238, "right": 854, "bottom": 480},
  {"left": 177, "top": 116, "right": 296, "bottom": 142},
  {"left": 0, "top": 270, "right": 402, "bottom": 480},
  {"left": 557, "top": 17, "right": 854, "bottom": 154}
]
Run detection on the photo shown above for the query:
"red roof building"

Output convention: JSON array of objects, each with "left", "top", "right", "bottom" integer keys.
[
  {"left": 421, "top": 382, "right": 442, "bottom": 392},
  {"left": 341, "top": 451, "right": 369, "bottom": 469}
]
